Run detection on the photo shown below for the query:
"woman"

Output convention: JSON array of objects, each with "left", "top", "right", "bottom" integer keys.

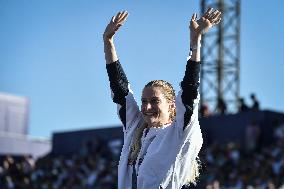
[{"left": 103, "top": 8, "right": 221, "bottom": 189}]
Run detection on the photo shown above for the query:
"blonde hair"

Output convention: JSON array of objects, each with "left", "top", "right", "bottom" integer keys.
[{"left": 184, "top": 157, "right": 201, "bottom": 186}]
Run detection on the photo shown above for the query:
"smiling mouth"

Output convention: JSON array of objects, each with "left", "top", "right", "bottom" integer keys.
[{"left": 144, "top": 113, "right": 156, "bottom": 116}]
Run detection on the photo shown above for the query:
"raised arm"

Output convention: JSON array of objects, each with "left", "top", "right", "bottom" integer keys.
[
  {"left": 103, "top": 11, "right": 141, "bottom": 131},
  {"left": 103, "top": 11, "right": 129, "bottom": 64},
  {"left": 104, "top": 11, "right": 130, "bottom": 107},
  {"left": 177, "top": 8, "right": 222, "bottom": 131}
]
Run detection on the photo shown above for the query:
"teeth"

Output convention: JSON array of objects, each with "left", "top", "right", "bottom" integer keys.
[{"left": 145, "top": 113, "right": 155, "bottom": 116}]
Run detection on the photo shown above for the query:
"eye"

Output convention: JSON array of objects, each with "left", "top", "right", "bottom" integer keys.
[
  {"left": 141, "top": 99, "right": 147, "bottom": 104},
  {"left": 151, "top": 99, "right": 160, "bottom": 104}
]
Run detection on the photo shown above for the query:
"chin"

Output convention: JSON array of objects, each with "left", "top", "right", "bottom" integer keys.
[
  {"left": 145, "top": 119, "right": 154, "bottom": 125},
  {"left": 143, "top": 115, "right": 164, "bottom": 126},
  {"left": 144, "top": 117, "right": 156, "bottom": 126},
  {"left": 147, "top": 120, "right": 163, "bottom": 128}
]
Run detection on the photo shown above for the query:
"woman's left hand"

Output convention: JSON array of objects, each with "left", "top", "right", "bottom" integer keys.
[{"left": 190, "top": 8, "right": 222, "bottom": 43}]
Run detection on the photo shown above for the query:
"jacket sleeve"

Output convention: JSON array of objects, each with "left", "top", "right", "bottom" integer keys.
[
  {"left": 106, "top": 60, "right": 141, "bottom": 132},
  {"left": 175, "top": 59, "right": 201, "bottom": 133}
]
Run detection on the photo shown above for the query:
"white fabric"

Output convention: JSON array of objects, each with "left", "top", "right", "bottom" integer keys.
[{"left": 116, "top": 85, "right": 203, "bottom": 189}]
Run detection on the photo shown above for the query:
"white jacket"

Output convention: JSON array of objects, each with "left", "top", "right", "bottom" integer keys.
[{"left": 116, "top": 85, "right": 203, "bottom": 189}]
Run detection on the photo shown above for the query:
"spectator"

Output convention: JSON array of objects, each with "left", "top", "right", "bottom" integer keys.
[
  {"left": 217, "top": 97, "right": 227, "bottom": 115},
  {"left": 274, "top": 122, "right": 284, "bottom": 141},
  {"left": 250, "top": 93, "right": 260, "bottom": 111},
  {"left": 245, "top": 120, "right": 261, "bottom": 153},
  {"left": 200, "top": 103, "right": 211, "bottom": 118},
  {"left": 238, "top": 97, "right": 249, "bottom": 112}
]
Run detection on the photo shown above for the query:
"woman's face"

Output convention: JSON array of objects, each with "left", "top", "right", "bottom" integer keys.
[{"left": 141, "top": 87, "right": 173, "bottom": 127}]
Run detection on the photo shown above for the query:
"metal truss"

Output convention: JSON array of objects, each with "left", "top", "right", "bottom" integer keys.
[{"left": 200, "top": 0, "right": 241, "bottom": 114}]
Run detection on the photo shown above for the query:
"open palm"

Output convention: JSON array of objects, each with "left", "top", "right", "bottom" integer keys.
[
  {"left": 103, "top": 11, "right": 129, "bottom": 41},
  {"left": 190, "top": 8, "right": 221, "bottom": 38}
]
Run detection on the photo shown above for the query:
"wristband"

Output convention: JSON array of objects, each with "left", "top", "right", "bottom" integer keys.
[
  {"left": 189, "top": 43, "right": 201, "bottom": 57},
  {"left": 190, "top": 43, "right": 201, "bottom": 51}
]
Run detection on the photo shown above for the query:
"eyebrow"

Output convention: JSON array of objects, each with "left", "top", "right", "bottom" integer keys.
[{"left": 141, "top": 97, "right": 160, "bottom": 101}]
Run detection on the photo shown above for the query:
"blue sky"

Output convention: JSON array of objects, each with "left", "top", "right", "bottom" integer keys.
[{"left": 0, "top": 0, "right": 283, "bottom": 139}]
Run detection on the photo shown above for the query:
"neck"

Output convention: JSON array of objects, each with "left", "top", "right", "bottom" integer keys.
[{"left": 148, "top": 121, "right": 172, "bottom": 128}]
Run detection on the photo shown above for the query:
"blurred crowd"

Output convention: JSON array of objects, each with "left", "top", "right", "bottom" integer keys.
[
  {"left": 198, "top": 120, "right": 284, "bottom": 189},
  {"left": 200, "top": 135, "right": 284, "bottom": 188},
  {"left": 0, "top": 139, "right": 121, "bottom": 189},
  {"left": 1, "top": 115, "right": 284, "bottom": 189}
]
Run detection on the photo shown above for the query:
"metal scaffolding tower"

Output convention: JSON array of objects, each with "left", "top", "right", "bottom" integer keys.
[{"left": 200, "top": 0, "right": 241, "bottom": 114}]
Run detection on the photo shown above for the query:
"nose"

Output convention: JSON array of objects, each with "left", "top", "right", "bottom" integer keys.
[
  {"left": 142, "top": 102, "right": 152, "bottom": 111},
  {"left": 146, "top": 103, "right": 152, "bottom": 110}
]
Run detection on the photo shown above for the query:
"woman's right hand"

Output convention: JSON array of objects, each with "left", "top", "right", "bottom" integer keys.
[{"left": 103, "top": 11, "right": 129, "bottom": 42}]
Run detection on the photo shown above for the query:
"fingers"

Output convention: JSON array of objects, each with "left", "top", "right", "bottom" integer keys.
[
  {"left": 113, "top": 12, "right": 122, "bottom": 23},
  {"left": 208, "top": 10, "right": 221, "bottom": 23},
  {"left": 117, "top": 11, "right": 129, "bottom": 24},
  {"left": 191, "top": 13, "right": 197, "bottom": 21},
  {"left": 113, "top": 11, "right": 128, "bottom": 24},
  {"left": 201, "top": 8, "right": 222, "bottom": 26},
  {"left": 213, "top": 17, "right": 222, "bottom": 25},
  {"left": 111, "top": 16, "right": 115, "bottom": 23},
  {"left": 203, "top": 7, "right": 213, "bottom": 19}
]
